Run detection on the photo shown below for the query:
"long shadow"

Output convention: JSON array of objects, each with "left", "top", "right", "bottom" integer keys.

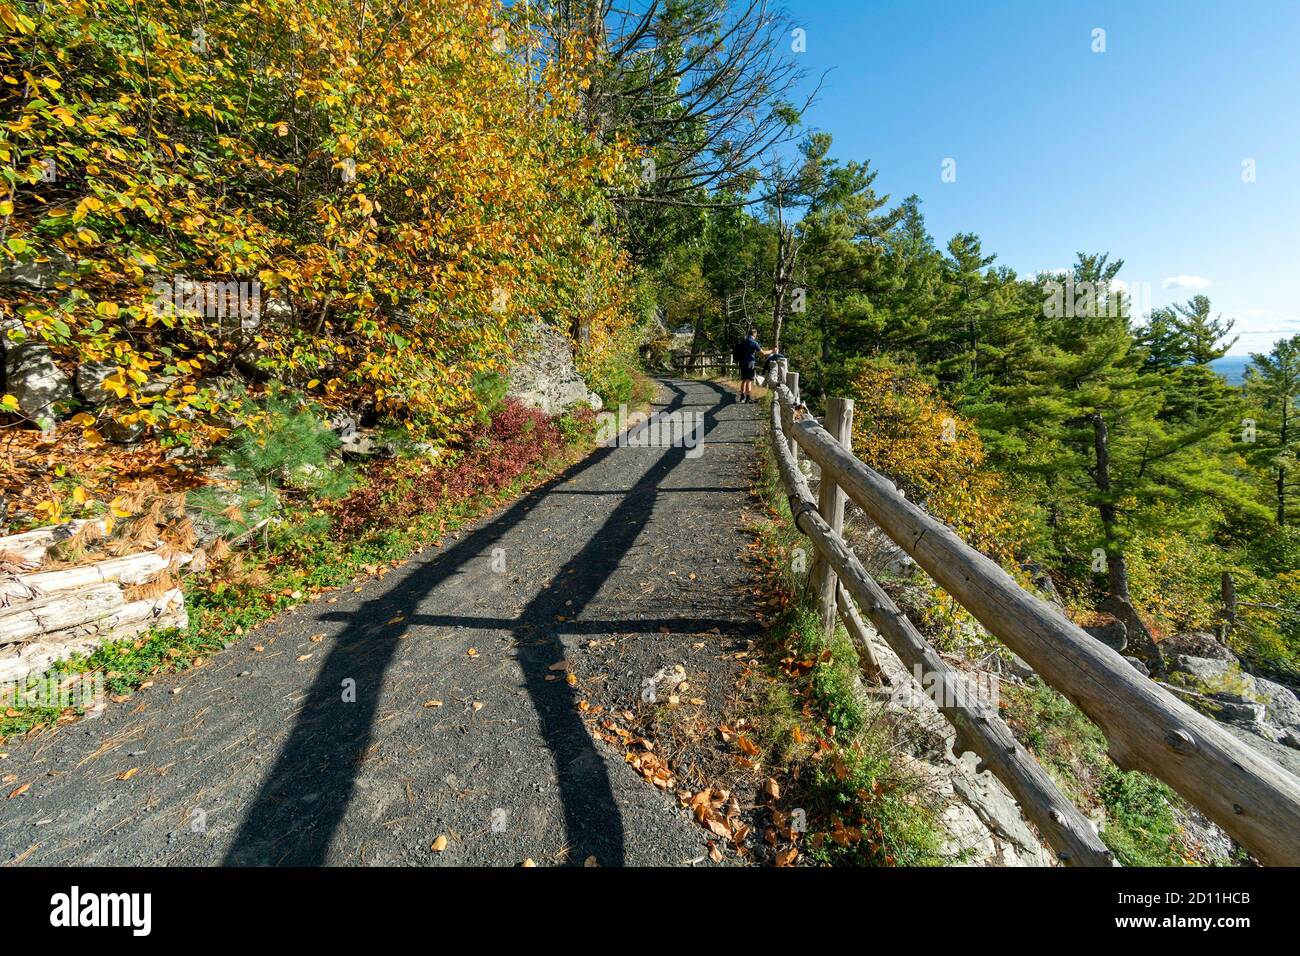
[{"left": 223, "top": 379, "right": 737, "bottom": 865}]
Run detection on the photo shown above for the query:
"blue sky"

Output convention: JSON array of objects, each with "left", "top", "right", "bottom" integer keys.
[{"left": 783, "top": 0, "right": 1300, "bottom": 355}]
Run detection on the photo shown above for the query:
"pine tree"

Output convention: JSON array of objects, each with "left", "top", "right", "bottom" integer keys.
[
  {"left": 937, "top": 233, "right": 996, "bottom": 383},
  {"left": 1172, "top": 295, "right": 1237, "bottom": 364},
  {"left": 1245, "top": 335, "right": 1300, "bottom": 525},
  {"left": 1136, "top": 307, "right": 1191, "bottom": 371},
  {"left": 982, "top": 255, "right": 1260, "bottom": 658}
]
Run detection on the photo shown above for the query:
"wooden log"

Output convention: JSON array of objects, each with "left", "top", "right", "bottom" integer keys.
[
  {"left": 0, "top": 589, "right": 187, "bottom": 685},
  {"left": 0, "top": 583, "right": 126, "bottom": 647},
  {"left": 785, "top": 372, "right": 800, "bottom": 462},
  {"left": 814, "top": 398, "right": 853, "bottom": 636},
  {"left": 768, "top": 395, "right": 1115, "bottom": 866},
  {"left": 774, "top": 383, "right": 1300, "bottom": 866},
  {"left": 0, "top": 550, "right": 184, "bottom": 606},
  {"left": 836, "top": 580, "right": 885, "bottom": 684},
  {"left": 0, "top": 519, "right": 108, "bottom": 566}
]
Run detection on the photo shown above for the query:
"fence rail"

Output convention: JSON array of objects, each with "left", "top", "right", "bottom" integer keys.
[
  {"left": 765, "top": 361, "right": 1300, "bottom": 866},
  {"left": 671, "top": 352, "right": 736, "bottom": 375}
]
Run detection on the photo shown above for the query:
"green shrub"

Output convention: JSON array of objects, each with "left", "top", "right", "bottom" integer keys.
[
  {"left": 1000, "top": 678, "right": 1190, "bottom": 866},
  {"left": 470, "top": 370, "right": 511, "bottom": 425},
  {"left": 189, "top": 389, "right": 353, "bottom": 543}
]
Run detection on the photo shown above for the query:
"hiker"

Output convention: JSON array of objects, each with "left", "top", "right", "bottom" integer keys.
[{"left": 732, "top": 327, "right": 772, "bottom": 404}]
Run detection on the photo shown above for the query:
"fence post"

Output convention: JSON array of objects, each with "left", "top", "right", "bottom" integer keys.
[
  {"left": 786, "top": 371, "right": 800, "bottom": 463},
  {"left": 814, "top": 397, "right": 853, "bottom": 636}
]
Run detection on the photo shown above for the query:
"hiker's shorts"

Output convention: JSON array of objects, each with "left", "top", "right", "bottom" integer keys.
[{"left": 740, "top": 362, "right": 756, "bottom": 381}]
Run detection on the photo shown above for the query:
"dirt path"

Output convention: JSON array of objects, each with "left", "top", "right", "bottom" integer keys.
[{"left": 0, "top": 379, "right": 765, "bottom": 867}]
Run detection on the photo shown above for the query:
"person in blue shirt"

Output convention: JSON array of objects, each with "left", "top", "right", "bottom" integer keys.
[{"left": 733, "top": 327, "right": 772, "bottom": 404}]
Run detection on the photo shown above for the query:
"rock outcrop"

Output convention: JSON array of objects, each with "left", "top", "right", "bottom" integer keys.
[
  {"left": 507, "top": 322, "right": 603, "bottom": 416},
  {"left": 75, "top": 360, "right": 120, "bottom": 407},
  {"left": 4, "top": 339, "right": 73, "bottom": 423},
  {"left": 1159, "top": 630, "right": 1236, "bottom": 662},
  {"left": 858, "top": 620, "right": 1056, "bottom": 866},
  {"left": 1152, "top": 635, "right": 1300, "bottom": 754}
]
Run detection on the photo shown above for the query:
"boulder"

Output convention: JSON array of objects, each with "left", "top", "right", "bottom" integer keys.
[
  {"left": 1255, "top": 678, "right": 1300, "bottom": 731},
  {"left": 507, "top": 323, "right": 603, "bottom": 416},
  {"left": 1168, "top": 655, "right": 1256, "bottom": 693},
  {"left": 259, "top": 294, "right": 293, "bottom": 326},
  {"left": 1166, "top": 655, "right": 1261, "bottom": 706},
  {"left": 0, "top": 247, "right": 75, "bottom": 291},
  {"left": 1083, "top": 614, "right": 1126, "bottom": 653},
  {"left": 100, "top": 416, "right": 146, "bottom": 445},
  {"left": 4, "top": 340, "right": 73, "bottom": 422},
  {"left": 328, "top": 412, "right": 361, "bottom": 438},
  {"left": 1159, "top": 631, "right": 1237, "bottom": 663},
  {"left": 339, "top": 430, "right": 396, "bottom": 461},
  {"left": 75, "top": 360, "right": 120, "bottom": 406},
  {"left": 1161, "top": 683, "right": 1267, "bottom": 733},
  {"left": 1124, "top": 656, "right": 1150, "bottom": 677}
]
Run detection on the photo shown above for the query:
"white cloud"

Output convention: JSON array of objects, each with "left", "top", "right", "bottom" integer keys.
[{"left": 1161, "top": 274, "right": 1212, "bottom": 290}]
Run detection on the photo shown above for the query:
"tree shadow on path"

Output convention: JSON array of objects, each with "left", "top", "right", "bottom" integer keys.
[{"left": 223, "top": 379, "right": 735, "bottom": 865}]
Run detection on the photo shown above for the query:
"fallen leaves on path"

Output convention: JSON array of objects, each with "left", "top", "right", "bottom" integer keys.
[
  {"left": 688, "top": 787, "right": 748, "bottom": 848},
  {"left": 626, "top": 746, "right": 675, "bottom": 791}
]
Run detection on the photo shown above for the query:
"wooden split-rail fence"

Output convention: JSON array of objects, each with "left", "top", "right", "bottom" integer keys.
[
  {"left": 670, "top": 351, "right": 737, "bottom": 376},
  {"left": 765, "top": 360, "right": 1300, "bottom": 866}
]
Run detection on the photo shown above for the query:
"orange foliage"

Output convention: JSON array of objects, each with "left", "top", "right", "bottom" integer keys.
[{"left": 849, "top": 364, "right": 1026, "bottom": 561}]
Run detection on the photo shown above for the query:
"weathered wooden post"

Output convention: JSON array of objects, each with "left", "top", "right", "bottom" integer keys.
[
  {"left": 814, "top": 397, "right": 853, "bottom": 636},
  {"left": 785, "top": 371, "right": 800, "bottom": 463}
]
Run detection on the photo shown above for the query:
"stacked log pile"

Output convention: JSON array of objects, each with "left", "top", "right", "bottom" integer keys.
[{"left": 0, "top": 520, "right": 189, "bottom": 685}]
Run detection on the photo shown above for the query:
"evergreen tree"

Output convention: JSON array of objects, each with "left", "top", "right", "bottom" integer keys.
[
  {"left": 1246, "top": 335, "right": 1300, "bottom": 525},
  {"left": 939, "top": 233, "right": 996, "bottom": 384},
  {"left": 982, "top": 255, "right": 1259, "bottom": 656},
  {"left": 1172, "top": 294, "right": 1237, "bottom": 364},
  {"left": 1136, "top": 307, "right": 1191, "bottom": 371}
]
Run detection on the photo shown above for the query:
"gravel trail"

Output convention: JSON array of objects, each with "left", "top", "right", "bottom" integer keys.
[{"left": 0, "top": 378, "right": 764, "bottom": 867}]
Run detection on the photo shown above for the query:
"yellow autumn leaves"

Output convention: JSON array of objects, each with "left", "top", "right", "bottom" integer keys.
[
  {"left": 850, "top": 364, "right": 1026, "bottom": 561},
  {"left": 1, "top": 0, "right": 637, "bottom": 448}
]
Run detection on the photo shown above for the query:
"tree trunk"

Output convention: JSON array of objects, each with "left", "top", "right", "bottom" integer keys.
[
  {"left": 1278, "top": 397, "right": 1289, "bottom": 525},
  {"left": 1090, "top": 411, "right": 1161, "bottom": 665},
  {"left": 1089, "top": 412, "right": 1130, "bottom": 602},
  {"left": 770, "top": 201, "right": 787, "bottom": 351}
]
